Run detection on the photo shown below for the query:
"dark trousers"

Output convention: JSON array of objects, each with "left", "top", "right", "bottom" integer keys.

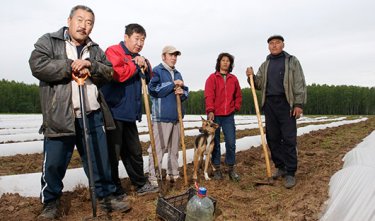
[
  {"left": 107, "top": 120, "right": 147, "bottom": 191},
  {"left": 40, "top": 111, "right": 116, "bottom": 203},
  {"left": 212, "top": 113, "right": 236, "bottom": 166},
  {"left": 263, "top": 96, "right": 297, "bottom": 176}
]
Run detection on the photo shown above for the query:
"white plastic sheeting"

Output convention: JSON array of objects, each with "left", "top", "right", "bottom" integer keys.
[
  {"left": 0, "top": 115, "right": 347, "bottom": 156},
  {"left": 0, "top": 117, "right": 367, "bottom": 197},
  {"left": 320, "top": 130, "right": 375, "bottom": 221}
]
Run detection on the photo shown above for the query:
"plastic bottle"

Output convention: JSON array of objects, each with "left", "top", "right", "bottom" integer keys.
[{"left": 185, "top": 187, "right": 214, "bottom": 221}]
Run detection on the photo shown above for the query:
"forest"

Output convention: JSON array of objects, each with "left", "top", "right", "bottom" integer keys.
[
  {"left": 0, "top": 79, "right": 374, "bottom": 115},
  {"left": 0, "top": 79, "right": 41, "bottom": 113}
]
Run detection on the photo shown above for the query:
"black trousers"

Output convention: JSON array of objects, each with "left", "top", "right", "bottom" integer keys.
[
  {"left": 107, "top": 120, "right": 147, "bottom": 191},
  {"left": 263, "top": 96, "right": 297, "bottom": 176}
]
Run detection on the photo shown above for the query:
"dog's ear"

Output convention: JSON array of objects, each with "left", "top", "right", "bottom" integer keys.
[{"left": 201, "top": 116, "right": 205, "bottom": 121}]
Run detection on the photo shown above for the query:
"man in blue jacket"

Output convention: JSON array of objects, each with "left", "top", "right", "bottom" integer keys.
[
  {"left": 147, "top": 46, "right": 189, "bottom": 185},
  {"left": 101, "top": 24, "right": 158, "bottom": 196}
]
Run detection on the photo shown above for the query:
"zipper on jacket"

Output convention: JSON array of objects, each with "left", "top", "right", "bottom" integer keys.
[{"left": 224, "top": 76, "right": 227, "bottom": 114}]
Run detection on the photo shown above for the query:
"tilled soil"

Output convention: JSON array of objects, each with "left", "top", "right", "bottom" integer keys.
[
  {"left": 0, "top": 116, "right": 374, "bottom": 220},
  {"left": 0, "top": 121, "right": 335, "bottom": 176}
]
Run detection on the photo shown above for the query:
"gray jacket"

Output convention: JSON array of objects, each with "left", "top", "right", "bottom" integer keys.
[
  {"left": 249, "top": 51, "right": 307, "bottom": 108},
  {"left": 29, "top": 27, "right": 115, "bottom": 137}
]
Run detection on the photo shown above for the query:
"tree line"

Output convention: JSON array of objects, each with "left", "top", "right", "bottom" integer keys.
[
  {"left": 0, "top": 79, "right": 41, "bottom": 113},
  {"left": 182, "top": 84, "right": 375, "bottom": 115},
  {"left": 0, "top": 79, "right": 374, "bottom": 115}
]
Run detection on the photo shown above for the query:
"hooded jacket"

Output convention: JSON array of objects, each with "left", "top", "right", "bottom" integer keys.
[{"left": 29, "top": 27, "right": 115, "bottom": 137}]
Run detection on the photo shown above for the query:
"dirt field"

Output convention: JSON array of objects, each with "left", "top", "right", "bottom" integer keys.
[{"left": 1, "top": 116, "right": 374, "bottom": 220}]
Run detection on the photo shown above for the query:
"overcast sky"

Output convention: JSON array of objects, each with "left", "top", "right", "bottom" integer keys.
[{"left": 1, "top": 0, "right": 374, "bottom": 91}]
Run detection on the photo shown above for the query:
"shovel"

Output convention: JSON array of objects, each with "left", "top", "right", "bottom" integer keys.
[
  {"left": 140, "top": 68, "right": 164, "bottom": 196},
  {"left": 248, "top": 67, "right": 274, "bottom": 185},
  {"left": 175, "top": 88, "right": 188, "bottom": 186},
  {"left": 72, "top": 73, "right": 97, "bottom": 217}
]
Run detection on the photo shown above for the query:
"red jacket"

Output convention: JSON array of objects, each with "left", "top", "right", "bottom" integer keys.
[
  {"left": 204, "top": 71, "right": 242, "bottom": 116},
  {"left": 101, "top": 42, "right": 152, "bottom": 122},
  {"left": 105, "top": 43, "right": 137, "bottom": 82}
]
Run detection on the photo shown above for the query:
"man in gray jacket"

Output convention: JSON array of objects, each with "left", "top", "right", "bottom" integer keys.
[
  {"left": 246, "top": 35, "right": 306, "bottom": 189},
  {"left": 29, "top": 5, "right": 130, "bottom": 219}
]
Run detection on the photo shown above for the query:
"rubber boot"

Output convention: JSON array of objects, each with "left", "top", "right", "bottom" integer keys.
[
  {"left": 228, "top": 165, "right": 240, "bottom": 182},
  {"left": 213, "top": 165, "right": 223, "bottom": 180}
]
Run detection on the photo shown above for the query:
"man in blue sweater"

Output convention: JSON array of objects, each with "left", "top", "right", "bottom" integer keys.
[{"left": 147, "top": 46, "right": 189, "bottom": 185}]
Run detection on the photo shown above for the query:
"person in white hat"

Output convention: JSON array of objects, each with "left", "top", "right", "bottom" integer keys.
[{"left": 147, "top": 45, "right": 189, "bottom": 185}]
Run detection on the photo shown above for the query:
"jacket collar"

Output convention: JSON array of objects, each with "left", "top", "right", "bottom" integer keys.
[
  {"left": 50, "top": 27, "right": 95, "bottom": 46},
  {"left": 161, "top": 62, "right": 175, "bottom": 72},
  {"left": 120, "top": 41, "right": 139, "bottom": 58},
  {"left": 266, "top": 51, "right": 291, "bottom": 60},
  {"left": 214, "top": 71, "right": 233, "bottom": 78}
]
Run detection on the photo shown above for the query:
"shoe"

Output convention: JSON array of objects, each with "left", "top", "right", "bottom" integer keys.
[
  {"left": 38, "top": 199, "right": 59, "bottom": 219},
  {"left": 113, "top": 186, "right": 127, "bottom": 200},
  {"left": 136, "top": 183, "right": 159, "bottom": 196},
  {"left": 99, "top": 195, "right": 131, "bottom": 213},
  {"left": 284, "top": 175, "right": 296, "bottom": 189},
  {"left": 213, "top": 170, "right": 223, "bottom": 180},
  {"left": 149, "top": 180, "right": 159, "bottom": 187},
  {"left": 166, "top": 174, "right": 180, "bottom": 182},
  {"left": 228, "top": 170, "right": 241, "bottom": 182},
  {"left": 113, "top": 192, "right": 127, "bottom": 200},
  {"left": 272, "top": 168, "right": 287, "bottom": 180}
]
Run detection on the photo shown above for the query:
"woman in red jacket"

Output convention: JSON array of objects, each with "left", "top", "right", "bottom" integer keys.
[{"left": 204, "top": 52, "right": 242, "bottom": 182}]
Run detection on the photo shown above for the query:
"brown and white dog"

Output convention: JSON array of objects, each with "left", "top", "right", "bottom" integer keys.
[{"left": 192, "top": 117, "right": 219, "bottom": 180}]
